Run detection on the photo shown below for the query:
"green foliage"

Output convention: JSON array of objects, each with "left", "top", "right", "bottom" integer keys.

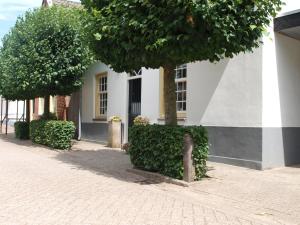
[
  {"left": 40, "top": 112, "right": 58, "bottom": 121},
  {"left": 30, "top": 120, "right": 75, "bottom": 150},
  {"left": 0, "top": 6, "right": 94, "bottom": 100},
  {"left": 14, "top": 122, "right": 30, "bottom": 140},
  {"left": 83, "top": 0, "right": 283, "bottom": 73},
  {"left": 30, "top": 120, "right": 48, "bottom": 145},
  {"left": 128, "top": 124, "right": 209, "bottom": 180},
  {"left": 44, "top": 121, "right": 76, "bottom": 150}
]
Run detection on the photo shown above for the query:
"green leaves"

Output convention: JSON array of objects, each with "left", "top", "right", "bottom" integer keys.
[
  {"left": 82, "top": 0, "right": 283, "bottom": 73},
  {"left": 30, "top": 120, "right": 76, "bottom": 150},
  {"left": 0, "top": 6, "right": 94, "bottom": 100},
  {"left": 14, "top": 122, "right": 30, "bottom": 140},
  {"left": 128, "top": 124, "right": 209, "bottom": 180}
]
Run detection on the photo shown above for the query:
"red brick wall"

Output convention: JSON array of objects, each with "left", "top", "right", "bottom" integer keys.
[
  {"left": 56, "top": 96, "right": 66, "bottom": 120},
  {"left": 32, "top": 98, "right": 40, "bottom": 120}
]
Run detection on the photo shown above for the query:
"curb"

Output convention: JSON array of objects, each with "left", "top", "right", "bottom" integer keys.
[{"left": 127, "top": 168, "right": 190, "bottom": 187}]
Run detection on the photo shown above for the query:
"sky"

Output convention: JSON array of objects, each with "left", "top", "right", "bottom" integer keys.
[
  {"left": 0, "top": 0, "right": 299, "bottom": 44},
  {"left": 0, "top": 0, "right": 81, "bottom": 45}
]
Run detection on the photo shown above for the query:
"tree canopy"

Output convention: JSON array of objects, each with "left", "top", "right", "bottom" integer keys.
[
  {"left": 0, "top": 27, "right": 36, "bottom": 100},
  {"left": 0, "top": 6, "right": 93, "bottom": 101},
  {"left": 82, "top": 0, "right": 282, "bottom": 72},
  {"left": 82, "top": 0, "right": 282, "bottom": 125}
]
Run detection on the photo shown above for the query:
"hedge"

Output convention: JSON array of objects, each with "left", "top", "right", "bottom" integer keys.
[
  {"left": 128, "top": 124, "right": 209, "bottom": 180},
  {"left": 30, "top": 120, "right": 75, "bottom": 150},
  {"left": 14, "top": 122, "right": 30, "bottom": 140}
]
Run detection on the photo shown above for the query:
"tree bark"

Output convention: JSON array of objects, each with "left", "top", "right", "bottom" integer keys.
[
  {"left": 26, "top": 99, "right": 30, "bottom": 123},
  {"left": 163, "top": 65, "right": 177, "bottom": 125},
  {"left": 44, "top": 95, "right": 50, "bottom": 119}
]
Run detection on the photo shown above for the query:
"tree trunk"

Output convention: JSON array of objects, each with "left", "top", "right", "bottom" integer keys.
[
  {"left": 26, "top": 99, "right": 30, "bottom": 123},
  {"left": 163, "top": 65, "right": 177, "bottom": 125},
  {"left": 44, "top": 95, "right": 50, "bottom": 119}
]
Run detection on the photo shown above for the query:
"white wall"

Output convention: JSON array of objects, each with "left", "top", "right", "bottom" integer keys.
[
  {"left": 262, "top": 31, "right": 300, "bottom": 128},
  {"left": 280, "top": 0, "right": 300, "bottom": 15},
  {"left": 0, "top": 97, "right": 25, "bottom": 120},
  {"left": 82, "top": 62, "right": 109, "bottom": 123},
  {"left": 106, "top": 71, "right": 128, "bottom": 122},
  {"left": 141, "top": 68, "right": 160, "bottom": 123},
  {"left": 261, "top": 6, "right": 300, "bottom": 168},
  {"left": 80, "top": 0, "right": 300, "bottom": 139},
  {"left": 186, "top": 48, "right": 263, "bottom": 127},
  {"left": 81, "top": 61, "right": 129, "bottom": 138}
]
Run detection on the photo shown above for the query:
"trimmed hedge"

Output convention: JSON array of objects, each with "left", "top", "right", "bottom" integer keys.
[
  {"left": 30, "top": 120, "right": 75, "bottom": 150},
  {"left": 14, "top": 122, "right": 30, "bottom": 140},
  {"left": 128, "top": 124, "right": 209, "bottom": 180}
]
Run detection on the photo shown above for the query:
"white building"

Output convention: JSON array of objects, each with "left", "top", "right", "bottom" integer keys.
[
  {"left": 28, "top": 0, "right": 300, "bottom": 169},
  {"left": 0, "top": 97, "right": 25, "bottom": 126},
  {"left": 77, "top": 1, "right": 300, "bottom": 170}
]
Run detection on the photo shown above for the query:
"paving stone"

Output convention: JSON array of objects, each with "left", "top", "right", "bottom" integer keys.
[{"left": 0, "top": 134, "right": 298, "bottom": 225}]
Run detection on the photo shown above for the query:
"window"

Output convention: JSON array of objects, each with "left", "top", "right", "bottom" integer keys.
[
  {"left": 159, "top": 65, "right": 187, "bottom": 119},
  {"left": 95, "top": 73, "right": 108, "bottom": 118},
  {"left": 175, "top": 64, "right": 187, "bottom": 112}
]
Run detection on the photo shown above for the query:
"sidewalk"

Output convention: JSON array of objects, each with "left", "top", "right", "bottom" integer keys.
[{"left": 0, "top": 134, "right": 299, "bottom": 225}]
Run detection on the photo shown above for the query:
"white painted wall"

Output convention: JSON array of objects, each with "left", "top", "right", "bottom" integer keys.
[
  {"left": 262, "top": 2, "right": 300, "bottom": 168},
  {"left": 81, "top": 61, "right": 129, "bottom": 138},
  {"left": 82, "top": 62, "right": 108, "bottom": 123},
  {"left": 141, "top": 68, "right": 160, "bottom": 123},
  {"left": 280, "top": 0, "right": 300, "bottom": 15},
  {"left": 262, "top": 31, "right": 300, "bottom": 127},
  {"left": 80, "top": 0, "right": 300, "bottom": 142},
  {"left": 106, "top": 68, "right": 128, "bottom": 139},
  {"left": 186, "top": 48, "right": 263, "bottom": 127},
  {"left": 0, "top": 97, "right": 25, "bottom": 121}
]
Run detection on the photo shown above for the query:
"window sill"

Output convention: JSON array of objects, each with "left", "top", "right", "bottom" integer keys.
[
  {"left": 157, "top": 117, "right": 186, "bottom": 122},
  {"left": 93, "top": 118, "right": 107, "bottom": 122}
]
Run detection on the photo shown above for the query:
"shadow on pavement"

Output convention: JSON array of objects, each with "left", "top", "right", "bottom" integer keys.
[
  {"left": 55, "top": 147, "right": 163, "bottom": 185},
  {"left": 0, "top": 133, "right": 162, "bottom": 184}
]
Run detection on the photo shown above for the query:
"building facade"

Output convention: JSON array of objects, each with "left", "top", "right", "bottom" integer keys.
[
  {"left": 32, "top": 0, "right": 300, "bottom": 170},
  {"left": 79, "top": 1, "right": 300, "bottom": 170}
]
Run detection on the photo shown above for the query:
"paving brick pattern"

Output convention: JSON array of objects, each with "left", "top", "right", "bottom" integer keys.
[{"left": 0, "top": 134, "right": 298, "bottom": 225}]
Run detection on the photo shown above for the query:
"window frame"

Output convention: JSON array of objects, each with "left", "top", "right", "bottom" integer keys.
[
  {"left": 175, "top": 64, "right": 187, "bottom": 114},
  {"left": 159, "top": 65, "right": 187, "bottom": 120},
  {"left": 95, "top": 72, "right": 108, "bottom": 120}
]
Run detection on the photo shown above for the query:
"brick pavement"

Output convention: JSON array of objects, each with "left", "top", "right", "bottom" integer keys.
[{"left": 0, "top": 134, "right": 299, "bottom": 225}]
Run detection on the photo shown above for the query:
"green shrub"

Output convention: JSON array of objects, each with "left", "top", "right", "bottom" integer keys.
[
  {"left": 40, "top": 112, "right": 57, "bottom": 120},
  {"left": 30, "top": 120, "right": 75, "bottom": 150},
  {"left": 128, "top": 124, "right": 209, "bottom": 180},
  {"left": 30, "top": 120, "right": 47, "bottom": 144},
  {"left": 14, "top": 121, "right": 30, "bottom": 140},
  {"left": 44, "top": 121, "right": 75, "bottom": 149}
]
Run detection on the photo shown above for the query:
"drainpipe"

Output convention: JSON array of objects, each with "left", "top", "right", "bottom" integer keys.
[
  {"left": 0, "top": 96, "right": 2, "bottom": 133},
  {"left": 5, "top": 100, "right": 8, "bottom": 135},
  {"left": 77, "top": 90, "right": 82, "bottom": 141}
]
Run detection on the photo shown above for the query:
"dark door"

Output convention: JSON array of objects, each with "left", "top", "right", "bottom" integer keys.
[{"left": 128, "top": 78, "right": 141, "bottom": 127}]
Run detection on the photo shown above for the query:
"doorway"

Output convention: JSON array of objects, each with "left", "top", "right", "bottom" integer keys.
[{"left": 128, "top": 78, "right": 141, "bottom": 127}]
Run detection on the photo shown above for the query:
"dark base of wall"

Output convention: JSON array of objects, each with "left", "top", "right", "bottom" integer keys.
[
  {"left": 208, "top": 155, "right": 262, "bottom": 170},
  {"left": 206, "top": 126, "right": 262, "bottom": 170},
  {"left": 206, "top": 126, "right": 300, "bottom": 170},
  {"left": 81, "top": 123, "right": 108, "bottom": 143}
]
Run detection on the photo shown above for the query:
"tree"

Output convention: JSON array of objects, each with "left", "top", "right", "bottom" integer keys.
[
  {"left": 0, "top": 6, "right": 93, "bottom": 119},
  {"left": 82, "top": 0, "right": 282, "bottom": 125},
  {"left": 0, "top": 26, "right": 37, "bottom": 122}
]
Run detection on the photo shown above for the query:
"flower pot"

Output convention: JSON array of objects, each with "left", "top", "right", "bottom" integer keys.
[{"left": 108, "top": 121, "right": 122, "bottom": 148}]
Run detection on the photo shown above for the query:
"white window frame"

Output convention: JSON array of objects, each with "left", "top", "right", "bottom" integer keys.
[
  {"left": 175, "top": 64, "right": 187, "bottom": 113},
  {"left": 95, "top": 73, "right": 108, "bottom": 119}
]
